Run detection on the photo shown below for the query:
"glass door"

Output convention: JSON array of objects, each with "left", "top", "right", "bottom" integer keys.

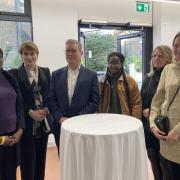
[
  {"left": 79, "top": 22, "right": 152, "bottom": 86},
  {"left": 117, "top": 32, "right": 143, "bottom": 88}
]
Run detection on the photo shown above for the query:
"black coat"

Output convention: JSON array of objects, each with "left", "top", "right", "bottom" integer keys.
[
  {"left": 141, "top": 69, "right": 163, "bottom": 149},
  {"left": 9, "top": 65, "right": 52, "bottom": 136}
]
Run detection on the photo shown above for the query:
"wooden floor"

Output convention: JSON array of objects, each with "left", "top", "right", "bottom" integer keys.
[
  {"left": 17, "top": 147, "right": 60, "bottom": 180},
  {"left": 17, "top": 147, "right": 154, "bottom": 180}
]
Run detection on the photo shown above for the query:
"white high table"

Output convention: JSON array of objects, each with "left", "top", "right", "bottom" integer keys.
[{"left": 60, "top": 114, "right": 148, "bottom": 180}]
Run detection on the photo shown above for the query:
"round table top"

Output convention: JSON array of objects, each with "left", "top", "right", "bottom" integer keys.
[{"left": 61, "top": 113, "right": 142, "bottom": 135}]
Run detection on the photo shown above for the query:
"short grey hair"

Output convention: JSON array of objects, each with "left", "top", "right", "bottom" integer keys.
[{"left": 65, "top": 39, "right": 82, "bottom": 51}]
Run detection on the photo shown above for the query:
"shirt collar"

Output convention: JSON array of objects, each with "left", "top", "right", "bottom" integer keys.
[
  {"left": 24, "top": 64, "right": 38, "bottom": 79},
  {"left": 24, "top": 63, "right": 38, "bottom": 72},
  {"left": 68, "top": 65, "right": 81, "bottom": 73}
]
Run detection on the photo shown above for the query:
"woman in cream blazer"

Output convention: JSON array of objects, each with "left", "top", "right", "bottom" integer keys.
[{"left": 150, "top": 32, "right": 180, "bottom": 179}]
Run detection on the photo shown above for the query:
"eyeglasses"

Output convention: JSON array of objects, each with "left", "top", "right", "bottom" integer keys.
[{"left": 0, "top": 54, "right": 3, "bottom": 59}]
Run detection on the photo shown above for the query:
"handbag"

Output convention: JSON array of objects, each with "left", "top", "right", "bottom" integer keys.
[
  {"left": 154, "top": 86, "right": 180, "bottom": 135},
  {"left": 154, "top": 116, "right": 169, "bottom": 135}
]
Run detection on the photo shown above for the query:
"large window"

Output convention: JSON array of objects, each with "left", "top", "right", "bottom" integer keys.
[
  {"left": 79, "top": 22, "right": 152, "bottom": 88},
  {"left": 0, "top": 0, "right": 32, "bottom": 69},
  {"left": 0, "top": 0, "right": 25, "bottom": 13}
]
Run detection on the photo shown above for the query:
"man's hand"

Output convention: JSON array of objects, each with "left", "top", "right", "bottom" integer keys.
[{"left": 58, "top": 117, "right": 68, "bottom": 124}]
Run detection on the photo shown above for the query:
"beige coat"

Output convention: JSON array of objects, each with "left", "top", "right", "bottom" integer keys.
[
  {"left": 150, "top": 61, "right": 180, "bottom": 164},
  {"left": 99, "top": 75, "right": 141, "bottom": 119}
]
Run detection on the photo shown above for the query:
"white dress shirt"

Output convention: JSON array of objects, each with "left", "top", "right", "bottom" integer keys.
[
  {"left": 24, "top": 65, "right": 38, "bottom": 84},
  {"left": 67, "top": 66, "right": 80, "bottom": 105}
]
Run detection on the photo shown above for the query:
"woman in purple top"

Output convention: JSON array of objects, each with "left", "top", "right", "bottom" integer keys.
[{"left": 0, "top": 48, "right": 25, "bottom": 180}]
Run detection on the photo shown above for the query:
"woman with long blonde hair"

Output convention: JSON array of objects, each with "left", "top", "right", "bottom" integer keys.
[{"left": 141, "top": 45, "right": 173, "bottom": 180}]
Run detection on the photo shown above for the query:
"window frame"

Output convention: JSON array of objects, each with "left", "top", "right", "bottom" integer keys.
[
  {"left": 78, "top": 20, "right": 152, "bottom": 78},
  {"left": 0, "top": 0, "right": 32, "bottom": 22},
  {"left": 0, "top": 0, "right": 33, "bottom": 70}
]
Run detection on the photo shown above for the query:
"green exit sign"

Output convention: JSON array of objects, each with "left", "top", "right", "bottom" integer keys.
[{"left": 136, "top": 3, "right": 150, "bottom": 12}]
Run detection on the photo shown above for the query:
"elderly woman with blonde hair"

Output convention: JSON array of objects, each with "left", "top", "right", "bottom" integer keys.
[{"left": 141, "top": 45, "right": 173, "bottom": 180}]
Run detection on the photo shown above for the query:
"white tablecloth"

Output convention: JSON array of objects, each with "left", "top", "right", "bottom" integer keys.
[{"left": 60, "top": 113, "right": 148, "bottom": 180}]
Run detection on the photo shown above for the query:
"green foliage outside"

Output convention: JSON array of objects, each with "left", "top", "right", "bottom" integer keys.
[
  {"left": 13, "top": 54, "right": 22, "bottom": 68},
  {"left": 3, "top": 46, "right": 22, "bottom": 69},
  {"left": 134, "top": 56, "right": 142, "bottom": 72},
  {"left": 123, "top": 56, "right": 142, "bottom": 73},
  {"left": 81, "top": 58, "right": 85, "bottom": 66},
  {"left": 4, "top": 46, "right": 12, "bottom": 59},
  {"left": 84, "top": 31, "right": 142, "bottom": 73},
  {"left": 85, "top": 31, "right": 116, "bottom": 71}
]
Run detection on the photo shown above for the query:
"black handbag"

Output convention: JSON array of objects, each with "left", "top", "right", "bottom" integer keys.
[
  {"left": 154, "top": 86, "right": 180, "bottom": 135},
  {"left": 154, "top": 116, "right": 169, "bottom": 135}
]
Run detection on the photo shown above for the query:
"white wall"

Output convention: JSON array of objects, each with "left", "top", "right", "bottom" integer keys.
[
  {"left": 77, "top": 0, "right": 152, "bottom": 26},
  {"left": 152, "top": 2, "right": 162, "bottom": 48},
  {"left": 31, "top": 1, "right": 78, "bottom": 71},
  {"left": 31, "top": 0, "right": 152, "bottom": 71},
  {"left": 31, "top": 0, "right": 180, "bottom": 70},
  {"left": 153, "top": 1, "right": 180, "bottom": 48},
  {"left": 31, "top": 0, "right": 180, "bottom": 146},
  {"left": 31, "top": 0, "right": 152, "bottom": 146}
]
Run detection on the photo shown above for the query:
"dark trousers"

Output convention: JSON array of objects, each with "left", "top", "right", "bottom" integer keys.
[
  {"left": 52, "top": 122, "right": 60, "bottom": 155},
  {"left": 0, "top": 145, "right": 16, "bottom": 180},
  {"left": 53, "top": 133, "right": 60, "bottom": 154},
  {"left": 147, "top": 148, "right": 163, "bottom": 180},
  {"left": 20, "top": 135, "right": 48, "bottom": 180},
  {"left": 160, "top": 154, "right": 180, "bottom": 180}
]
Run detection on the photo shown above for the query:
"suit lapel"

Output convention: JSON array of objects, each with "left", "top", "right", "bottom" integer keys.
[
  {"left": 38, "top": 67, "right": 46, "bottom": 96},
  {"left": 61, "top": 67, "right": 69, "bottom": 102},
  {"left": 18, "top": 65, "right": 32, "bottom": 90}
]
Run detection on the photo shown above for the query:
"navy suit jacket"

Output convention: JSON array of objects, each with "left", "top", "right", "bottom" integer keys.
[{"left": 48, "top": 65, "right": 100, "bottom": 132}]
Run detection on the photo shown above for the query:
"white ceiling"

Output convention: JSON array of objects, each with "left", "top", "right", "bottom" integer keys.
[
  {"left": 41, "top": 0, "right": 148, "bottom": 6},
  {"left": 40, "top": 0, "right": 180, "bottom": 8}
]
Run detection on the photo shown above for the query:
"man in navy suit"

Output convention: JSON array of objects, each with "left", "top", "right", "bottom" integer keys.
[{"left": 48, "top": 39, "right": 100, "bottom": 152}]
